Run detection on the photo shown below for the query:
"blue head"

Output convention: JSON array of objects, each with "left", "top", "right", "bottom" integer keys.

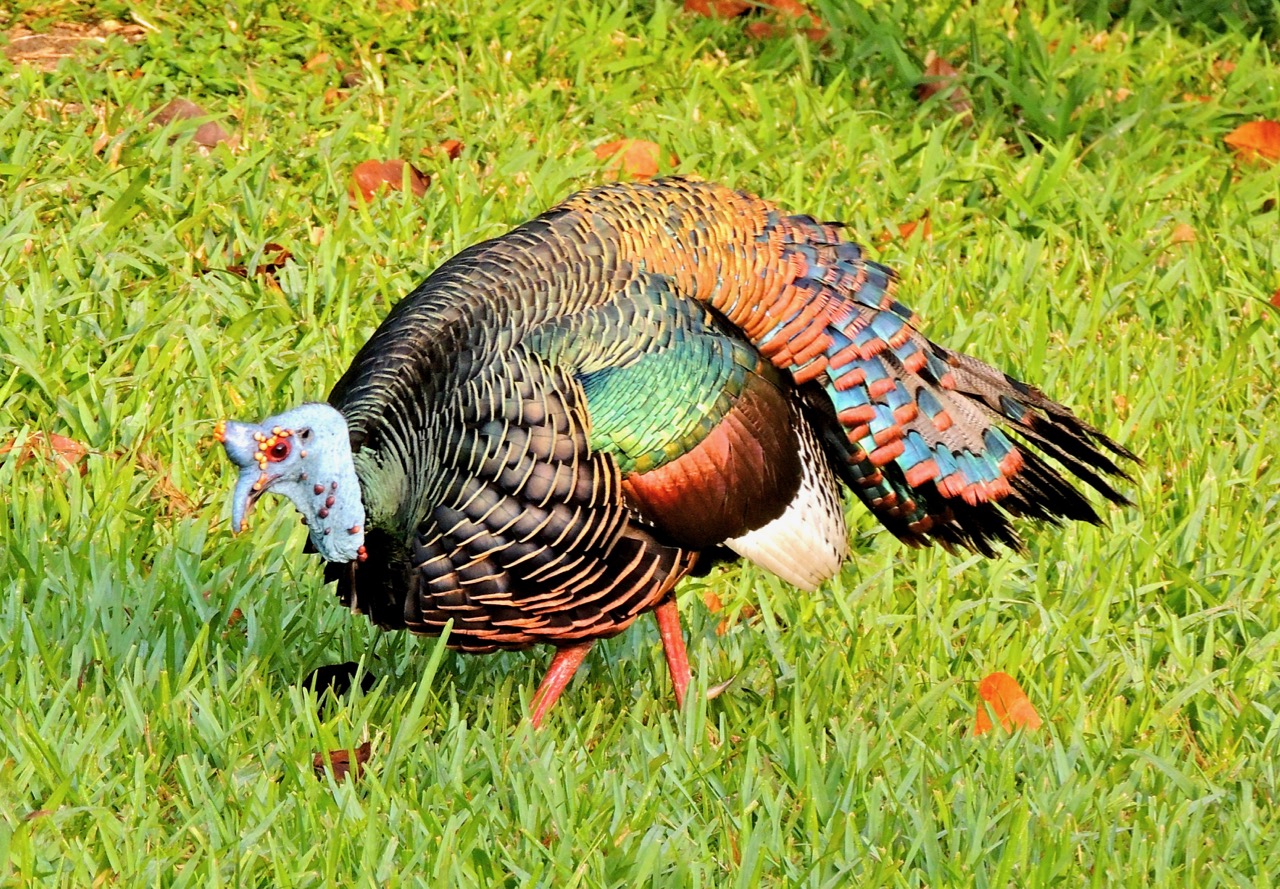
[{"left": 216, "top": 403, "right": 366, "bottom": 563}]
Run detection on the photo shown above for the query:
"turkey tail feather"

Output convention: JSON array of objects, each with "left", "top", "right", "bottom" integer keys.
[{"left": 757, "top": 216, "right": 1137, "bottom": 553}]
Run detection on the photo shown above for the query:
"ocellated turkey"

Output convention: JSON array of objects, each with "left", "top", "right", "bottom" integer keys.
[{"left": 217, "top": 178, "right": 1135, "bottom": 726}]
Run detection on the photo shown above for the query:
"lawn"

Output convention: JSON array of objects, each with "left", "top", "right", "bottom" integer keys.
[{"left": 1, "top": 0, "right": 1279, "bottom": 885}]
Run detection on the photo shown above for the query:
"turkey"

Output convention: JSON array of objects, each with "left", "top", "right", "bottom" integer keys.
[{"left": 216, "top": 177, "right": 1135, "bottom": 726}]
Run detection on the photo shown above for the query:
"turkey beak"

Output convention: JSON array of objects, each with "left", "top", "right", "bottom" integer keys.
[
  {"left": 217, "top": 419, "right": 269, "bottom": 533},
  {"left": 230, "top": 468, "right": 266, "bottom": 532}
]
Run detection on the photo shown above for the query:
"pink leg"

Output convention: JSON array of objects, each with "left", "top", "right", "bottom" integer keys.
[
  {"left": 530, "top": 642, "right": 592, "bottom": 728},
  {"left": 654, "top": 597, "right": 691, "bottom": 709}
]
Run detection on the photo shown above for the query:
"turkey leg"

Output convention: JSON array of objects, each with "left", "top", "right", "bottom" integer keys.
[
  {"left": 654, "top": 597, "right": 691, "bottom": 709},
  {"left": 530, "top": 641, "right": 593, "bottom": 728}
]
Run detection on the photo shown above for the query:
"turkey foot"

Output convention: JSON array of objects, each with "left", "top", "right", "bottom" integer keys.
[
  {"left": 530, "top": 642, "right": 593, "bottom": 728},
  {"left": 654, "top": 598, "right": 691, "bottom": 709}
]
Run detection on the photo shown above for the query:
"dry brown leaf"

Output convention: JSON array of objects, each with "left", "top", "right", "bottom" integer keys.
[
  {"left": 743, "top": 0, "right": 829, "bottom": 41},
  {"left": 193, "top": 121, "right": 233, "bottom": 148},
  {"left": 714, "top": 602, "right": 756, "bottom": 635},
  {"left": 916, "top": 53, "right": 972, "bottom": 117},
  {"left": 131, "top": 452, "right": 200, "bottom": 516},
  {"left": 422, "top": 138, "right": 463, "bottom": 160},
  {"left": 683, "top": 0, "right": 752, "bottom": 17},
  {"left": 751, "top": 22, "right": 829, "bottom": 40},
  {"left": 766, "top": 0, "right": 815, "bottom": 14},
  {"left": 92, "top": 128, "right": 124, "bottom": 166},
  {"left": 350, "top": 159, "right": 430, "bottom": 202},
  {"left": 1182, "top": 93, "right": 1212, "bottom": 104},
  {"left": 303, "top": 51, "right": 331, "bottom": 71},
  {"left": 0, "top": 432, "right": 90, "bottom": 474},
  {"left": 686, "top": 0, "right": 827, "bottom": 39},
  {"left": 744, "top": 21, "right": 784, "bottom": 39},
  {"left": 2, "top": 20, "right": 146, "bottom": 71},
  {"left": 314, "top": 741, "right": 372, "bottom": 782},
  {"left": 594, "top": 139, "right": 676, "bottom": 180},
  {"left": 764, "top": 0, "right": 828, "bottom": 39},
  {"left": 880, "top": 214, "right": 932, "bottom": 243},
  {"left": 1225, "top": 120, "right": 1280, "bottom": 162},
  {"left": 973, "top": 672, "right": 1043, "bottom": 736},
  {"left": 223, "top": 242, "right": 293, "bottom": 278},
  {"left": 702, "top": 590, "right": 724, "bottom": 613},
  {"left": 1170, "top": 223, "right": 1196, "bottom": 245},
  {"left": 152, "top": 97, "right": 205, "bottom": 125},
  {"left": 152, "top": 98, "right": 235, "bottom": 149},
  {"left": 1213, "top": 59, "right": 1237, "bottom": 77},
  {"left": 898, "top": 215, "right": 932, "bottom": 241}
]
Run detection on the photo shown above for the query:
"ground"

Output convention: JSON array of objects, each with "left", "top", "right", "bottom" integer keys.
[{"left": 1, "top": 0, "right": 1278, "bottom": 885}]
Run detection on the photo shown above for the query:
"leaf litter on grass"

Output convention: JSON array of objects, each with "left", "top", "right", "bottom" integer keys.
[{"left": 3, "top": 1, "right": 1280, "bottom": 884}]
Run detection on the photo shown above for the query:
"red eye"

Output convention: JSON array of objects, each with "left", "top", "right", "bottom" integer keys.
[{"left": 267, "top": 440, "right": 290, "bottom": 462}]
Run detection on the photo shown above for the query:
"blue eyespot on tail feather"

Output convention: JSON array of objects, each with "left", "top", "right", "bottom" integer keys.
[{"left": 758, "top": 213, "right": 1136, "bottom": 555}]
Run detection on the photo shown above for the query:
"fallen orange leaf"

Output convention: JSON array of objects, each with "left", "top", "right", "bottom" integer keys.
[
  {"left": 683, "top": 0, "right": 751, "bottom": 16},
  {"left": 744, "top": 20, "right": 781, "bottom": 38},
  {"left": 1224, "top": 120, "right": 1280, "bottom": 162},
  {"left": 743, "top": 0, "right": 829, "bottom": 41},
  {"left": 438, "top": 138, "right": 463, "bottom": 160},
  {"left": 702, "top": 590, "right": 724, "bottom": 613},
  {"left": 0, "top": 432, "right": 90, "bottom": 474},
  {"left": 594, "top": 140, "right": 675, "bottom": 180},
  {"left": 972, "top": 672, "right": 1042, "bottom": 735},
  {"left": 350, "top": 159, "right": 430, "bottom": 202},
  {"left": 302, "top": 52, "right": 331, "bottom": 72},
  {"left": 222, "top": 242, "right": 293, "bottom": 278},
  {"left": 714, "top": 602, "right": 757, "bottom": 636},
  {"left": 423, "top": 139, "right": 464, "bottom": 161},
  {"left": 916, "top": 54, "right": 972, "bottom": 117},
  {"left": 1170, "top": 223, "right": 1196, "bottom": 245},
  {"left": 314, "top": 740, "right": 372, "bottom": 782},
  {"left": 916, "top": 54, "right": 959, "bottom": 101},
  {"left": 898, "top": 215, "right": 932, "bottom": 241},
  {"left": 880, "top": 214, "right": 932, "bottom": 243},
  {"left": 1270, "top": 288, "right": 1280, "bottom": 309}
]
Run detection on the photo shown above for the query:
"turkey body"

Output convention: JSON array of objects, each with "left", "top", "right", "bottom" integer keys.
[{"left": 321, "top": 178, "right": 1132, "bottom": 676}]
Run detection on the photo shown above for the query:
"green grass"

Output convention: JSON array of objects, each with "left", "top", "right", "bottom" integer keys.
[{"left": 2, "top": 0, "right": 1279, "bottom": 884}]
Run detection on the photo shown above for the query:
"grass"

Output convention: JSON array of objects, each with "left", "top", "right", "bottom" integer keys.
[{"left": 1, "top": 0, "right": 1279, "bottom": 884}]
